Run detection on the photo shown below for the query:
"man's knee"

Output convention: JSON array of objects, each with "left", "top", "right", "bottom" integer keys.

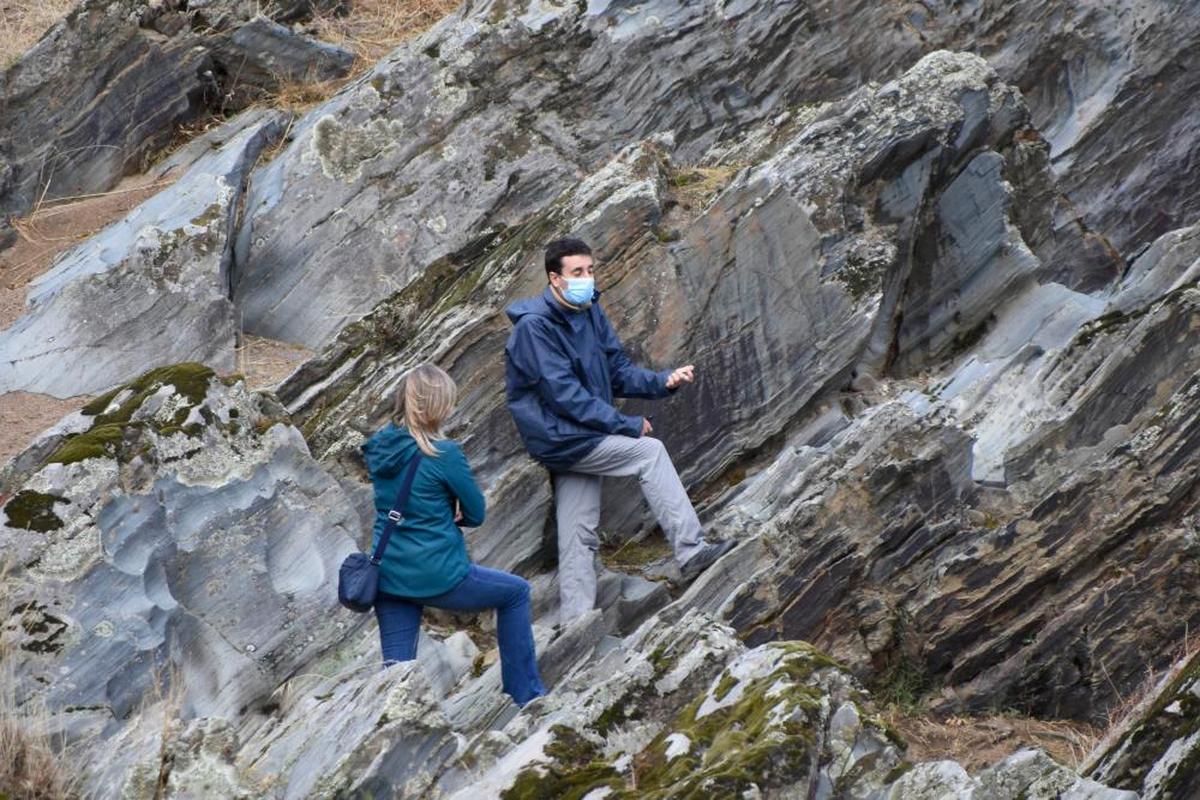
[{"left": 635, "top": 436, "right": 669, "bottom": 471}]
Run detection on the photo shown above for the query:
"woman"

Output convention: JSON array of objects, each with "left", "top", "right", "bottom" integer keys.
[{"left": 361, "top": 363, "right": 545, "bottom": 706}]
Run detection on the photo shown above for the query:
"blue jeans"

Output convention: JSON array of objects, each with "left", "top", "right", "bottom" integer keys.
[{"left": 374, "top": 564, "right": 546, "bottom": 705}]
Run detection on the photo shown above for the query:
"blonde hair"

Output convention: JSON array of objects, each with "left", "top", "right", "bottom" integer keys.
[{"left": 391, "top": 363, "right": 457, "bottom": 456}]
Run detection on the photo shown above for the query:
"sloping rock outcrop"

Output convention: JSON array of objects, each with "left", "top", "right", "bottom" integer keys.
[
  {"left": 0, "top": 0, "right": 349, "bottom": 241},
  {"left": 0, "top": 110, "right": 286, "bottom": 397},
  {"left": 1089, "top": 649, "right": 1200, "bottom": 797},
  {"left": 4, "top": 0, "right": 1200, "bottom": 797},
  {"left": 0, "top": 364, "right": 362, "bottom": 788},
  {"left": 230, "top": 0, "right": 1200, "bottom": 350}
]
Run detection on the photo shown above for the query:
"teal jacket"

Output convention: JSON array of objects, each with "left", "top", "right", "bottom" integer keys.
[{"left": 361, "top": 424, "right": 485, "bottom": 597}]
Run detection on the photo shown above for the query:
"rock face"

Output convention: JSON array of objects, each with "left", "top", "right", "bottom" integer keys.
[
  {"left": 271, "top": 47, "right": 1200, "bottom": 733},
  {"left": 1090, "top": 651, "right": 1200, "bottom": 797},
  {"left": 893, "top": 750, "right": 1136, "bottom": 800},
  {"left": 232, "top": 0, "right": 867, "bottom": 348},
  {"left": 0, "top": 109, "right": 286, "bottom": 398},
  {"left": 5, "top": 0, "right": 1200, "bottom": 797},
  {"left": 0, "top": 364, "right": 362, "bottom": 788},
  {"left": 0, "top": 0, "right": 348, "bottom": 233},
  {"left": 228, "top": 0, "right": 1200, "bottom": 351}
]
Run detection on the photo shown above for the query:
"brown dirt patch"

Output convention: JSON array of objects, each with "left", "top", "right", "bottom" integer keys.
[
  {"left": 0, "top": 391, "right": 90, "bottom": 470},
  {"left": 886, "top": 711, "right": 1101, "bottom": 772},
  {"left": 309, "top": 0, "right": 460, "bottom": 74},
  {"left": 237, "top": 334, "right": 314, "bottom": 389},
  {"left": 0, "top": 0, "right": 75, "bottom": 68},
  {"left": 0, "top": 173, "right": 180, "bottom": 331}
]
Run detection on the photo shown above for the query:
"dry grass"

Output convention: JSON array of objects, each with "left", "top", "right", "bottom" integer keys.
[
  {"left": 256, "top": 0, "right": 459, "bottom": 114},
  {"left": 886, "top": 709, "right": 1101, "bottom": 773},
  {"left": 309, "top": 0, "right": 460, "bottom": 76},
  {"left": 1083, "top": 625, "right": 1200, "bottom": 771},
  {"left": 143, "top": 662, "right": 185, "bottom": 798},
  {"left": 0, "top": 693, "right": 76, "bottom": 800},
  {"left": 0, "top": 561, "right": 79, "bottom": 800},
  {"left": 236, "top": 333, "right": 314, "bottom": 389},
  {"left": 0, "top": 0, "right": 75, "bottom": 69}
]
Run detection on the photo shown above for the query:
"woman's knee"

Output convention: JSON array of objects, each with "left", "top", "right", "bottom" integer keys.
[
  {"left": 502, "top": 575, "right": 531, "bottom": 608},
  {"left": 513, "top": 575, "right": 531, "bottom": 601}
]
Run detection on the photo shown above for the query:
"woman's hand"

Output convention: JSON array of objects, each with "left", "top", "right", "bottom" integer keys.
[{"left": 454, "top": 500, "right": 464, "bottom": 523}]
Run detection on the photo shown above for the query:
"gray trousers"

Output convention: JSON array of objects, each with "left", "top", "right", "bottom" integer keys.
[{"left": 553, "top": 435, "right": 706, "bottom": 623}]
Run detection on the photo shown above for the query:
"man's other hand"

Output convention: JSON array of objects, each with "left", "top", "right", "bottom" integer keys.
[
  {"left": 666, "top": 365, "right": 695, "bottom": 389},
  {"left": 641, "top": 417, "right": 654, "bottom": 436}
]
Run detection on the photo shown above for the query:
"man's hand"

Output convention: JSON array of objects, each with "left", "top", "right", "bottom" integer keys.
[
  {"left": 454, "top": 500, "right": 463, "bottom": 523},
  {"left": 641, "top": 417, "right": 654, "bottom": 436},
  {"left": 665, "top": 365, "right": 696, "bottom": 389}
]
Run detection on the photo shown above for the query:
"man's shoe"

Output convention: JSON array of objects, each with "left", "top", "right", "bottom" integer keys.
[{"left": 679, "top": 539, "right": 737, "bottom": 583}]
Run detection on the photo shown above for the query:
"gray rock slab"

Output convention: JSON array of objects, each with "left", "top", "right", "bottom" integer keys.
[{"left": 0, "top": 111, "right": 286, "bottom": 398}]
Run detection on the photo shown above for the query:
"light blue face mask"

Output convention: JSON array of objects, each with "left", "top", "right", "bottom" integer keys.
[{"left": 561, "top": 276, "right": 595, "bottom": 305}]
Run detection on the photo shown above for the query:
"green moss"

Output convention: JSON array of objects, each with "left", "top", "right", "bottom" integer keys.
[
  {"left": 81, "top": 387, "right": 121, "bottom": 416},
  {"left": 45, "top": 363, "right": 217, "bottom": 465},
  {"left": 627, "top": 646, "right": 832, "bottom": 797},
  {"left": 544, "top": 725, "right": 601, "bottom": 766},
  {"left": 602, "top": 534, "right": 673, "bottom": 571},
  {"left": 90, "top": 363, "right": 215, "bottom": 428},
  {"left": 713, "top": 673, "right": 738, "bottom": 702},
  {"left": 435, "top": 259, "right": 489, "bottom": 314},
  {"left": 3, "top": 491, "right": 67, "bottom": 531},
  {"left": 190, "top": 201, "right": 224, "bottom": 229},
  {"left": 883, "top": 761, "right": 914, "bottom": 784},
  {"left": 46, "top": 423, "right": 125, "bottom": 465},
  {"left": 593, "top": 701, "right": 631, "bottom": 737},
  {"left": 648, "top": 645, "right": 674, "bottom": 676},
  {"left": 501, "top": 726, "right": 622, "bottom": 800},
  {"left": 501, "top": 763, "right": 622, "bottom": 800}
]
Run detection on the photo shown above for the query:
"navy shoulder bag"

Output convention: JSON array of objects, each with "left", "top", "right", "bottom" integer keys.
[{"left": 338, "top": 451, "right": 423, "bottom": 612}]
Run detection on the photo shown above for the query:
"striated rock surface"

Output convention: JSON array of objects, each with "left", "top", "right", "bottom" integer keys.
[
  {"left": 0, "top": 364, "right": 363, "bottom": 790},
  {"left": 232, "top": 0, "right": 862, "bottom": 348},
  {"left": 0, "top": 110, "right": 286, "bottom": 397},
  {"left": 1090, "top": 650, "right": 1200, "bottom": 798},
  {"left": 228, "top": 0, "right": 1200, "bottom": 350},
  {"left": 0, "top": 0, "right": 348, "bottom": 234},
  {"left": 5, "top": 0, "right": 1200, "bottom": 797}
]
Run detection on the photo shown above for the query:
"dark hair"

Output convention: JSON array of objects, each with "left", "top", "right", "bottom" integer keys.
[{"left": 544, "top": 237, "right": 592, "bottom": 276}]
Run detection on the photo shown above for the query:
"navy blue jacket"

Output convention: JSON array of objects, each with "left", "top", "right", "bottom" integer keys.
[{"left": 504, "top": 286, "right": 673, "bottom": 471}]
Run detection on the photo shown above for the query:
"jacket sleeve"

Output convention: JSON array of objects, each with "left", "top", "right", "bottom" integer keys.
[
  {"left": 507, "top": 319, "right": 644, "bottom": 437},
  {"left": 440, "top": 443, "right": 486, "bottom": 528},
  {"left": 596, "top": 307, "right": 673, "bottom": 399}
]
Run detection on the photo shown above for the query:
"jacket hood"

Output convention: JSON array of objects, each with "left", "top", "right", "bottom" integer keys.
[
  {"left": 505, "top": 285, "right": 600, "bottom": 326},
  {"left": 362, "top": 423, "right": 421, "bottom": 476},
  {"left": 505, "top": 288, "right": 555, "bottom": 325}
]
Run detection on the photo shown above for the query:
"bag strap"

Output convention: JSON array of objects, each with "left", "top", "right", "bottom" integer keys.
[{"left": 370, "top": 451, "right": 423, "bottom": 565}]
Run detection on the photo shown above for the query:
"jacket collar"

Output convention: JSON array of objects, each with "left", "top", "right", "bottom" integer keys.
[{"left": 541, "top": 285, "right": 600, "bottom": 328}]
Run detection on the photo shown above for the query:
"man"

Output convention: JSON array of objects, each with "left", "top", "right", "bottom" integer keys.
[{"left": 504, "top": 237, "right": 736, "bottom": 624}]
